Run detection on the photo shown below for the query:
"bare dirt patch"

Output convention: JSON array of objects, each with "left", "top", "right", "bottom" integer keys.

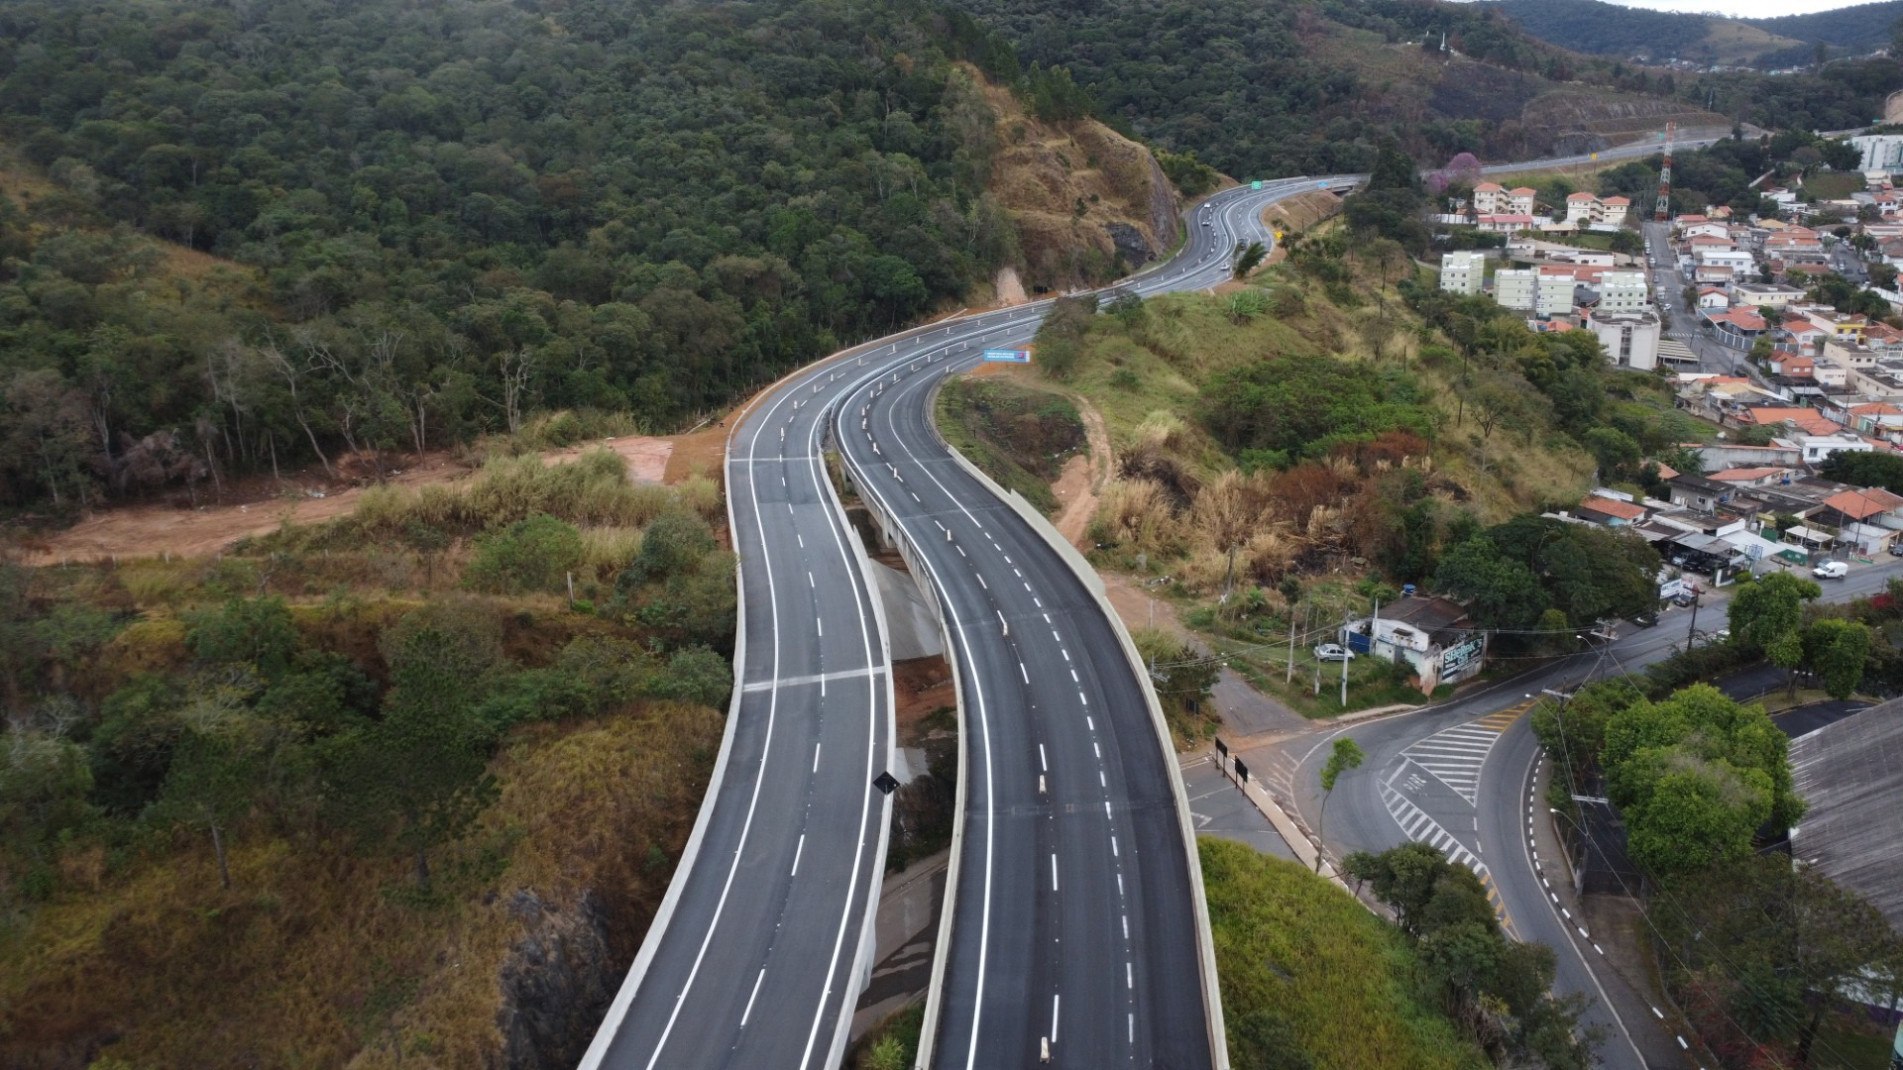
[
  {"left": 894, "top": 655, "right": 957, "bottom": 743},
  {"left": 1102, "top": 571, "right": 1189, "bottom": 640},
  {"left": 1051, "top": 392, "right": 1112, "bottom": 549},
  {"left": 993, "top": 266, "right": 1029, "bottom": 306},
  {"left": 21, "top": 434, "right": 679, "bottom": 566}
]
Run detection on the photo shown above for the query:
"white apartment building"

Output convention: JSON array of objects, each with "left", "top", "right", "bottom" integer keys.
[
  {"left": 1494, "top": 268, "right": 1537, "bottom": 311},
  {"left": 1597, "top": 270, "right": 1650, "bottom": 313},
  {"left": 1587, "top": 309, "right": 1662, "bottom": 371},
  {"left": 1537, "top": 273, "right": 1576, "bottom": 316},
  {"left": 1474, "top": 182, "right": 1535, "bottom": 216},
  {"left": 1850, "top": 133, "right": 1903, "bottom": 173},
  {"left": 1560, "top": 192, "right": 1631, "bottom": 227},
  {"left": 1439, "top": 251, "right": 1485, "bottom": 296}
]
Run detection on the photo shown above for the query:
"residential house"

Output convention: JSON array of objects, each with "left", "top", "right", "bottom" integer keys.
[
  {"left": 1473, "top": 183, "right": 1534, "bottom": 216},
  {"left": 1339, "top": 596, "right": 1488, "bottom": 694},
  {"left": 1796, "top": 431, "right": 1875, "bottom": 466},
  {"left": 1679, "top": 221, "right": 1729, "bottom": 241},
  {"left": 1813, "top": 487, "right": 1903, "bottom": 554},
  {"left": 1578, "top": 495, "right": 1647, "bottom": 526},
  {"left": 1693, "top": 264, "right": 1738, "bottom": 286},
  {"left": 1562, "top": 192, "right": 1597, "bottom": 227},
  {"left": 1732, "top": 282, "right": 1804, "bottom": 310},
  {"left": 1707, "top": 466, "right": 1796, "bottom": 487},
  {"left": 1477, "top": 214, "right": 1536, "bottom": 235},
  {"left": 1695, "top": 286, "right": 1730, "bottom": 310},
  {"left": 1705, "top": 308, "right": 1769, "bottom": 350},
  {"left": 1667, "top": 473, "right": 1737, "bottom": 515},
  {"left": 1779, "top": 313, "right": 1829, "bottom": 354},
  {"left": 1439, "top": 251, "right": 1485, "bottom": 296}
]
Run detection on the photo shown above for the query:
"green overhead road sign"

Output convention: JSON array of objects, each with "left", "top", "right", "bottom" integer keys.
[{"left": 1251, "top": 180, "right": 1262, "bottom": 190}]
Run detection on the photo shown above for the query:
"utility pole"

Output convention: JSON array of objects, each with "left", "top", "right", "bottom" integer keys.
[
  {"left": 1340, "top": 613, "right": 1351, "bottom": 707},
  {"left": 1286, "top": 604, "right": 1299, "bottom": 684},
  {"left": 1686, "top": 590, "right": 1701, "bottom": 649}
]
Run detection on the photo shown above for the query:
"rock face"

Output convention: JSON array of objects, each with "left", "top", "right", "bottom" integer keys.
[
  {"left": 496, "top": 890, "right": 619, "bottom": 1070},
  {"left": 973, "top": 65, "right": 1184, "bottom": 290}
]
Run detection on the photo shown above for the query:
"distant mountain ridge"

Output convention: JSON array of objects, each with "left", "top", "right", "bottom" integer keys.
[{"left": 1482, "top": 0, "right": 1903, "bottom": 67}]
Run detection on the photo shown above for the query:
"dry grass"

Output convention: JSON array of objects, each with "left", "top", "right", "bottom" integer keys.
[{"left": 0, "top": 706, "right": 722, "bottom": 1070}]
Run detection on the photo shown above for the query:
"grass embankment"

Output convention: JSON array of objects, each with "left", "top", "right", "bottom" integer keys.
[
  {"left": 1, "top": 450, "right": 733, "bottom": 1067},
  {"left": 935, "top": 376, "right": 1084, "bottom": 514},
  {"left": 1201, "top": 839, "right": 1487, "bottom": 1070}
]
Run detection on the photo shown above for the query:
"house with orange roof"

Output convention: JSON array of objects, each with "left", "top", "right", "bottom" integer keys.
[
  {"left": 1815, "top": 486, "right": 1903, "bottom": 553},
  {"left": 1577, "top": 495, "right": 1647, "bottom": 526}
]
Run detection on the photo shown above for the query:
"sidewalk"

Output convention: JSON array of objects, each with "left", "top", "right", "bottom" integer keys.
[{"left": 1530, "top": 758, "right": 1694, "bottom": 1068}]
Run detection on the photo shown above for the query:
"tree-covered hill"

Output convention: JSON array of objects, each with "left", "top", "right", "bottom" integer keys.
[
  {"left": 1485, "top": 0, "right": 1903, "bottom": 67},
  {"left": 945, "top": 0, "right": 1723, "bottom": 181},
  {"left": 0, "top": 0, "right": 1022, "bottom": 512}
]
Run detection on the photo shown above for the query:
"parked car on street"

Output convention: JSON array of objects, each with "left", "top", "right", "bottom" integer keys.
[
  {"left": 1633, "top": 608, "right": 1660, "bottom": 627},
  {"left": 1313, "top": 643, "right": 1355, "bottom": 662},
  {"left": 1813, "top": 560, "right": 1849, "bottom": 579}
]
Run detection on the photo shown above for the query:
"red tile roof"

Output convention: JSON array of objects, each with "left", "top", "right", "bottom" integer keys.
[
  {"left": 1822, "top": 487, "right": 1903, "bottom": 520},
  {"left": 1581, "top": 496, "right": 1646, "bottom": 521}
]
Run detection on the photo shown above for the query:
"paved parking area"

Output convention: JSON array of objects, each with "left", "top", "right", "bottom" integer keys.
[{"left": 1180, "top": 754, "right": 1297, "bottom": 861}]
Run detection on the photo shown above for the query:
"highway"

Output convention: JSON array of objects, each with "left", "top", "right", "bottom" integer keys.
[
  {"left": 582, "top": 124, "right": 1716, "bottom": 1070},
  {"left": 830, "top": 177, "right": 1343, "bottom": 1069},
  {"left": 1282, "top": 558, "right": 1903, "bottom": 1068}
]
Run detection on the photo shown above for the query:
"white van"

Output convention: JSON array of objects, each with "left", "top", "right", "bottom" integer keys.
[{"left": 1812, "top": 560, "right": 1849, "bottom": 579}]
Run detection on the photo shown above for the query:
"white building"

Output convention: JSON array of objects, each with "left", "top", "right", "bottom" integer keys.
[
  {"left": 1587, "top": 309, "right": 1662, "bottom": 371},
  {"left": 1475, "top": 183, "right": 1536, "bottom": 216},
  {"left": 1797, "top": 432, "right": 1874, "bottom": 465},
  {"left": 1537, "top": 273, "right": 1575, "bottom": 316},
  {"left": 1439, "top": 251, "right": 1485, "bottom": 296},
  {"left": 1339, "top": 596, "right": 1487, "bottom": 695},
  {"left": 1596, "top": 270, "right": 1651, "bottom": 313},
  {"left": 1850, "top": 133, "right": 1903, "bottom": 174},
  {"left": 1494, "top": 268, "right": 1537, "bottom": 311}
]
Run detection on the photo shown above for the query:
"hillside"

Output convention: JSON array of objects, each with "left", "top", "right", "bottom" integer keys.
[
  {"left": 1485, "top": 0, "right": 1903, "bottom": 66},
  {"left": 948, "top": 0, "right": 1725, "bottom": 180}
]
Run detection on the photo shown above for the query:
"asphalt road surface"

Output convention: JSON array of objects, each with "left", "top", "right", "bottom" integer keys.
[
  {"left": 1285, "top": 556, "right": 1903, "bottom": 1069},
  {"left": 832, "top": 176, "right": 1340, "bottom": 1069}
]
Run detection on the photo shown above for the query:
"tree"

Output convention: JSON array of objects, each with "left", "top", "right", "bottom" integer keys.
[
  {"left": 1727, "top": 571, "right": 1821, "bottom": 652},
  {"left": 1802, "top": 618, "right": 1871, "bottom": 699},
  {"left": 1314, "top": 738, "right": 1365, "bottom": 873},
  {"left": 465, "top": 513, "right": 584, "bottom": 594},
  {"left": 1433, "top": 536, "right": 1548, "bottom": 630},
  {"left": 187, "top": 597, "right": 300, "bottom": 680},
  {"left": 1234, "top": 241, "right": 1268, "bottom": 278},
  {"left": 330, "top": 615, "right": 500, "bottom": 888},
  {"left": 152, "top": 693, "right": 266, "bottom": 892}
]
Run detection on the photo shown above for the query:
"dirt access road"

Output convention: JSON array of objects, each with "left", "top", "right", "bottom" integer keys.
[{"left": 17, "top": 435, "right": 683, "bottom": 566}]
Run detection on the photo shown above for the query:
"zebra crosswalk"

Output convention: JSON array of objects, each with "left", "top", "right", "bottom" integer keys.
[
  {"left": 1380, "top": 777, "right": 1518, "bottom": 938},
  {"left": 1397, "top": 702, "right": 1529, "bottom": 805}
]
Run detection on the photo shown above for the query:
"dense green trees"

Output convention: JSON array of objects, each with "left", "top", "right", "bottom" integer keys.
[
  {"left": 1199, "top": 356, "right": 1434, "bottom": 464},
  {"left": 1435, "top": 517, "right": 1661, "bottom": 634},
  {"left": 1346, "top": 843, "right": 1598, "bottom": 1068},
  {"left": 0, "top": 0, "right": 1022, "bottom": 510}
]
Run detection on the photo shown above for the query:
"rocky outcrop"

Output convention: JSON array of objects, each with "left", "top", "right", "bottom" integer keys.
[{"left": 496, "top": 890, "right": 619, "bottom": 1070}]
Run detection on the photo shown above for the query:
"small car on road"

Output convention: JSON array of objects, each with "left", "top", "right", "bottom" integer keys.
[{"left": 1313, "top": 643, "right": 1355, "bottom": 662}]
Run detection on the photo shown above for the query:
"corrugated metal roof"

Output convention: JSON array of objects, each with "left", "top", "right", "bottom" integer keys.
[{"left": 1790, "top": 700, "right": 1903, "bottom": 930}]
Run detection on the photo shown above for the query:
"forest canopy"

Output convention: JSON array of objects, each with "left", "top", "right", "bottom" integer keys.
[{"left": 0, "top": 0, "right": 1021, "bottom": 510}]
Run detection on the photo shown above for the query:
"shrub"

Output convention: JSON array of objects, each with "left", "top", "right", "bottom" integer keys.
[{"left": 464, "top": 514, "right": 584, "bottom": 594}]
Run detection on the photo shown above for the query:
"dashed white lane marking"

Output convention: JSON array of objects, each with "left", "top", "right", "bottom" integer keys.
[
  {"left": 813, "top": 743, "right": 821, "bottom": 772},
  {"left": 1051, "top": 853, "right": 1060, "bottom": 892},
  {"left": 977, "top": 573, "right": 987, "bottom": 589},
  {"left": 1121, "top": 915, "right": 1128, "bottom": 939},
  {"left": 740, "top": 967, "right": 767, "bottom": 1027},
  {"left": 1020, "top": 662, "right": 1029, "bottom": 684},
  {"left": 1086, "top": 716, "right": 1095, "bottom": 731},
  {"left": 1125, "top": 962, "right": 1133, "bottom": 989},
  {"left": 1038, "top": 744, "right": 1047, "bottom": 771},
  {"left": 791, "top": 834, "right": 805, "bottom": 876},
  {"left": 1062, "top": 649, "right": 1070, "bottom": 661},
  {"left": 1050, "top": 994, "right": 1060, "bottom": 1046}
]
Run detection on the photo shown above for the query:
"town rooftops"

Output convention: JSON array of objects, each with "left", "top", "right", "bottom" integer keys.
[
  {"left": 1378, "top": 595, "right": 1471, "bottom": 636},
  {"left": 1820, "top": 486, "right": 1903, "bottom": 520},
  {"left": 1708, "top": 309, "right": 1768, "bottom": 332}
]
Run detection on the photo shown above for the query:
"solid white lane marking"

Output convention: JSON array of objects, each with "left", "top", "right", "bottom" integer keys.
[
  {"left": 741, "top": 666, "right": 881, "bottom": 692},
  {"left": 791, "top": 834, "right": 805, "bottom": 876},
  {"left": 741, "top": 968, "right": 767, "bottom": 1026}
]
